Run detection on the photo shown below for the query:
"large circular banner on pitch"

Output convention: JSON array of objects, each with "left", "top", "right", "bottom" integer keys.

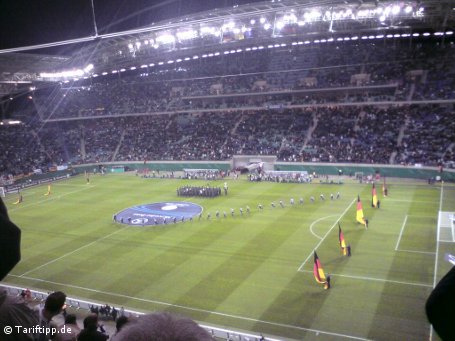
[{"left": 114, "top": 202, "right": 203, "bottom": 226}]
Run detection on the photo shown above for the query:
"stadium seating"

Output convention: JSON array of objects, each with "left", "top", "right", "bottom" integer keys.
[{"left": 0, "top": 40, "right": 454, "bottom": 177}]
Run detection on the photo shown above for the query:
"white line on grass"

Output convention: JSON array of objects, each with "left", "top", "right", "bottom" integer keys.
[
  {"left": 309, "top": 215, "right": 338, "bottom": 240},
  {"left": 7, "top": 274, "right": 370, "bottom": 341},
  {"left": 395, "top": 215, "right": 408, "bottom": 251},
  {"left": 451, "top": 214, "right": 455, "bottom": 242},
  {"left": 19, "top": 225, "right": 128, "bottom": 277},
  {"left": 385, "top": 199, "right": 437, "bottom": 204},
  {"left": 298, "top": 270, "right": 432, "bottom": 288},
  {"left": 396, "top": 249, "right": 435, "bottom": 255},
  {"left": 297, "top": 198, "right": 356, "bottom": 272},
  {"left": 430, "top": 183, "right": 444, "bottom": 341},
  {"left": 8, "top": 185, "right": 95, "bottom": 212}
]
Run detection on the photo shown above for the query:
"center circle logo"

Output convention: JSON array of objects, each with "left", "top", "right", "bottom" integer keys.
[{"left": 114, "top": 202, "right": 203, "bottom": 226}]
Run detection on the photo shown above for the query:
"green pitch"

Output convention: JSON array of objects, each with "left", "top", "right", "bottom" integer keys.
[{"left": 3, "top": 174, "right": 453, "bottom": 340}]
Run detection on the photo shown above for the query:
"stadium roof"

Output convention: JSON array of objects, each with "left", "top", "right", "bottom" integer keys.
[{"left": 0, "top": 0, "right": 454, "bottom": 89}]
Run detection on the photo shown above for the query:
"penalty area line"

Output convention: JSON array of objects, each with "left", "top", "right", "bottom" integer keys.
[
  {"left": 299, "top": 270, "right": 432, "bottom": 288},
  {"left": 309, "top": 215, "right": 339, "bottom": 240},
  {"left": 395, "top": 215, "right": 408, "bottom": 251},
  {"left": 7, "top": 274, "right": 370, "bottom": 341},
  {"left": 297, "top": 198, "right": 356, "bottom": 272},
  {"left": 8, "top": 185, "right": 96, "bottom": 212}
]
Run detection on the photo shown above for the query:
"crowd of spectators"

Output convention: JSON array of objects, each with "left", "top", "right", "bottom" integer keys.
[{"left": 1, "top": 40, "right": 454, "bottom": 178}]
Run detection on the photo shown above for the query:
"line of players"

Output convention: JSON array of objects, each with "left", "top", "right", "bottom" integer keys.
[{"left": 197, "top": 191, "right": 341, "bottom": 221}]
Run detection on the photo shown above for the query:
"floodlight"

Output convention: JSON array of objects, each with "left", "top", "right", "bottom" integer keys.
[
  {"left": 260, "top": 17, "right": 266, "bottom": 24},
  {"left": 392, "top": 5, "right": 401, "bottom": 15},
  {"left": 130, "top": 66, "right": 136, "bottom": 70}
]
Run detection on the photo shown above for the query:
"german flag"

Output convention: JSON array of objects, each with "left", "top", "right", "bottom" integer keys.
[
  {"left": 313, "top": 251, "right": 327, "bottom": 284},
  {"left": 382, "top": 177, "right": 388, "bottom": 197},
  {"left": 338, "top": 223, "right": 347, "bottom": 255},
  {"left": 356, "top": 195, "right": 366, "bottom": 226},
  {"left": 372, "top": 183, "right": 378, "bottom": 208}
]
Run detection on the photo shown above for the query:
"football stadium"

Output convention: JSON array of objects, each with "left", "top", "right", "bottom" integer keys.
[{"left": 0, "top": 1, "right": 454, "bottom": 340}]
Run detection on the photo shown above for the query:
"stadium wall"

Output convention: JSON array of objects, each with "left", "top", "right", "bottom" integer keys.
[
  {"left": 72, "top": 161, "right": 454, "bottom": 181},
  {"left": 276, "top": 162, "right": 454, "bottom": 181},
  {"left": 7, "top": 161, "right": 454, "bottom": 188}
]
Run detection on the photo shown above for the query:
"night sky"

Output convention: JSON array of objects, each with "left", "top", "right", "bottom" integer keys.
[{"left": 0, "top": 0, "right": 266, "bottom": 53}]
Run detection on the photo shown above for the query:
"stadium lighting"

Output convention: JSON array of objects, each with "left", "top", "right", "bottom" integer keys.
[
  {"left": 394, "top": 34, "right": 401, "bottom": 38},
  {"left": 337, "top": 37, "right": 344, "bottom": 41},
  {"left": 158, "top": 61, "right": 164, "bottom": 65},
  {"left": 250, "top": 19, "right": 256, "bottom": 25},
  {"left": 304, "top": 40, "right": 310, "bottom": 44},
  {"left": 264, "top": 23, "right": 271, "bottom": 30},
  {"left": 184, "top": 57, "right": 191, "bottom": 60},
  {"left": 392, "top": 5, "right": 401, "bottom": 15},
  {"left": 258, "top": 46, "right": 264, "bottom": 49},
  {"left": 344, "top": 37, "right": 351, "bottom": 41},
  {"left": 259, "top": 17, "right": 266, "bottom": 24},
  {"left": 327, "top": 38, "right": 334, "bottom": 42},
  {"left": 224, "top": 51, "right": 230, "bottom": 54},
  {"left": 376, "top": 34, "right": 384, "bottom": 39},
  {"left": 202, "top": 54, "right": 208, "bottom": 58},
  {"left": 84, "top": 64, "right": 94, "bottom": 73},
  {"left": 412, "top": 33, "right": 420, "bottom": 37},
  {"left": 405, "top": 5, "right": 413, "bottom": 14},
  {"left": 192, "top": 55, "right": 198, "bottom": 59},
  {"left": 130, "top": 66, "right": 137, "bottom": 70},
  {"left": 446, "top": 31, "right": 453, "bottom": 35},
  {"left": 140, "top": 64, "right": 147, "bottom": 68},
  {"left": 93, "top": 74, "right": 98, "bottom": 77},
  {"left": 379, "top": 15, "right": 386, "bottom": 22},
  {"left": 167, "top": 60, "right": 174, "bottom": 63},
  {"left": 423, "top": 32, "right": 430, "bottom": 36},
  {"left": 176, "top": 58, "right": 182, "bottom": 62},
  {"left": 276, "top": 21, "right": 285, "bottom": 30},
  {"left": 213, "top": 52, "right": 220, "bottom": 55},
  {"left": 351, "top": 36, "right": 358, "bottom": 40},
  {"left": 101, "top": 72, "right": 108, "bottom": 75},
  {"left": 120, "top": 68, "right": 126, "bottom": 72},
  {"left": 176, "top": 30, "right": 197, "bottom": 41},
  {"left": 386, "top": 34, "right": 394, "bottom": 38},
  {"left": 156, "top": 34, "right": 175, "bottom": 44}
]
